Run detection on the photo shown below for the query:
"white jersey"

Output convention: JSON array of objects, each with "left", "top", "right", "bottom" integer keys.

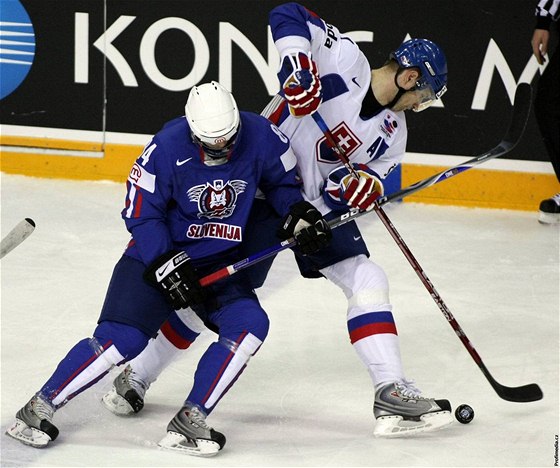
[{"left": 264, "top": 3, "right": 407, "bottom": 215}]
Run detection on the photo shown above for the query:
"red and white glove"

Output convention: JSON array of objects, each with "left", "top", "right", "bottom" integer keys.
[
  {"left": 278, "top": 52, "right": 322, "bottom": 118},
  {"left": 323, "top": 164, "right": 384, "bottom": 212}
]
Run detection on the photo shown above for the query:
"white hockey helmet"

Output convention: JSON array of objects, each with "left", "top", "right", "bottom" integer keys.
[{"left": 185, "top": 81, "right": 240, "bottom": 164}]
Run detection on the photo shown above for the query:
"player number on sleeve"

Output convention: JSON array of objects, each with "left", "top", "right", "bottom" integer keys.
[
  {"left": 270, "top": 124, "right": 288, "bottom": 143},
  {"left": 139, "top": 142, "right": 157, "bottom": 166}
]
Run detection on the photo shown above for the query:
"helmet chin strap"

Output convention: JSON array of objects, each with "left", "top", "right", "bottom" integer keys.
[
  {"left": 203, "top": 153, "right": 230, "bottom": 166},
  {"left": 197, "top": 145, "right": 232, "bottom": 166},
  {"left": 385, "top": 69, "right": 411, "bottom": 109}
]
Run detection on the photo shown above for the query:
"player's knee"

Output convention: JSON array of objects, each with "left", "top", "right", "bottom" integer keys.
[
  {"left": 239, "top": 307, "right": 270, "bottom": 341},
  {"left": 323, "top": 255, "right": 391, "bottom": 313},
  {"left": 219, "top": 301, "right": 270, "bottom": 342},
  {"left": 324, "top": 255, "right": 389, "bottom": 295},
  {"left": 93, "top": 320, "right": 150, "bottom": 360},
  {"left": 349, "top": 287, "right": 391, "bottom": 314}
]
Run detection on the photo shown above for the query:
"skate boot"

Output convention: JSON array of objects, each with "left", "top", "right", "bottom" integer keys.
[
  {"left": 373, "top": 380, "right": 453, "bottom": 437},
  {"left": 5, "top": 393, "right": 59, "bottom": 448},
  {"left": 158, "top": 402, "right": 226, "bottom": 457},
  {"left": 538, "top": 193, "right": 560, "bottom": 224},
  {"left": 102, "top": 364, "right": 149, "bottom": 415}
]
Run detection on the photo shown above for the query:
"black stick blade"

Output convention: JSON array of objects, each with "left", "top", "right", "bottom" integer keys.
[
  {"left": 493, "top": 382, "right": 543, "bottom": 403},
  {"left": 482, "top": 363, "right": 543, "bottom": 402}
]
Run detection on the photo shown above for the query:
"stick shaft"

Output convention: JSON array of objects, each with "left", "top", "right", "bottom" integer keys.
[
  {"left": 0, "top": 218, "right": 36, "bottom": 259},
  {"left": 311, "top": 87, "right": 541, "bottom": 402},
  {"left": 199, "top": 83, "right": 532, "bottom": 286}
]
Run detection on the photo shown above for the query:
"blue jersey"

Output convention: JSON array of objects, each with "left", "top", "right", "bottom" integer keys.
[{"left": 122, "top": 111, "right": 302, "bottom": 267}]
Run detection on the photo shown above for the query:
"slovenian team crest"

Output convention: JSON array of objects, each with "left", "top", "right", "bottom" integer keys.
[
  {"left": 316, "top": 122, "right": 362, "bottom": 164},
  {"left": 187, "top": 179, "right": 248, "bottom": 219}
]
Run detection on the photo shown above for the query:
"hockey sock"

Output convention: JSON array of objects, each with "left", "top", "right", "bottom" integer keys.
[
  {"left": 130, "top": 309, "right": 204, "bottom": 385},
  {"left": 348, "top": 311, "right": 405, "bottom": 387},
  {"left": 40, "top": 321, "right": 149, "bottom": 407},
  {"left": 186, "top": 332, "right": 263, "bottom": 414},
  {"left": 321, "top": 255, "right": 406, "bottom": 387},
  {"left": 185, "top": 298, "right": 268, "bottom": 414}
]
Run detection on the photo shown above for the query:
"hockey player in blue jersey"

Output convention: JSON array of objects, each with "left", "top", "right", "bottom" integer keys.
[
  {"left": 101, "top": 2, "right": 454, "bottom": 440},
  {"left": 5, "top": 81, "right": 331, "bottom": 455}
]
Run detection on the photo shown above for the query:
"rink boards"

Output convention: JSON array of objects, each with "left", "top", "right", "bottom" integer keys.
[
  {"left": 0, "top": 0, "right": 558, "bottom": 210},
  {"left": 0, "top": 126, "right": 555, "bottom": 211}
]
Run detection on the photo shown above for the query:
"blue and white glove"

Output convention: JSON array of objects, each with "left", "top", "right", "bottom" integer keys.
[
  {"left": 278, "top": 52, "right": 322, "bottom": 118},
  {"left": 323, "top": 164, "right": 384, "bottom": 212}
]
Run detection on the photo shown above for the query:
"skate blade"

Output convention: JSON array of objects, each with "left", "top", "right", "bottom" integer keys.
[
  {"left": 538, "top": 211, "right": 560, "bottom": 224},
  {"left": 101, "top": 388, "right": 135, "bottom": 416},
  {"left": 373, "top": 410, "right": 454, "bottom": 438},
  {"left": 5, "top": 418, "right": 52, "bottom": 448},
  {"left": 158, "top": 431, "right": 221, "bottom": 457}
]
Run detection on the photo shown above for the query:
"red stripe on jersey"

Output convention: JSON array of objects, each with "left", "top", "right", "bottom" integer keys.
[
  {"left": 124, "top": 182, "right": 132, "bottom": 210},
  {"left": 161, "top": 320, "right": 193, "bottom": 350},
  {"left": 305, "top": 7, "right": 320, "bottom": 18},
  {"left": 133, "top": 186, "right": 143, "bottom": 218},
  {"left": 349, "top": 322, "right": 397, "bottom": 344}
]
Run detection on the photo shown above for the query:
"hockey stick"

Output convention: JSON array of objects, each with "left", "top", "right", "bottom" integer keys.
[
  {"left": 0, "top": 218, "right": 36, "bottom": 259},
  {"left": 315, "top": 83, "right": 542, "bottom": 403},
  {"left": 201, "top": 83, "right": 531, "bottom": 285},
  {"left": 330, "top": 82, "right": 534, "bottom": 226},
  {"left": 201, "top": 84, "right": 541, "bottom": 402},
  {"left": 373, "top": 205, "right": 543, "bottom": 403}
]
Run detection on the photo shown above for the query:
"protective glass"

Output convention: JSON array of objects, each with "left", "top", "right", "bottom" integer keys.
[
  {"left": 412, "top": 77, "right": 447, "bottom": 113},
  {"left": 193, "top": 131, "right": 238, "bottom": 160}
]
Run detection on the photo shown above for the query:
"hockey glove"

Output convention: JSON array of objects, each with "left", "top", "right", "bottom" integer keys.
[
  {"left": 323, "top": 163, "right": 384, "bottom": 212},
  {"left": 277, "top": 201, "right": 332, "bottom": 255},
  {"left": 278, "top": 52, "right": 322, "bottom": 118},
  {"left": 144, "top": 250, "right": 207, "bottom": 310}
]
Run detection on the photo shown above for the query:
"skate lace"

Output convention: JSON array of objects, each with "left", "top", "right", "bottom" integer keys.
[
  {"left": 552, "top": 193, "right": 560, "bottom": 203},
  {"left": 123, "top": 366, "right": 148, "bottom": 396},
  {"left": 32, "top": 395, "right": 54, "bottom": 421},
  {"left": 186, "top": 405, "right": 211, "bottom": 430},
  {"left": 395, "top": 380, "right": 425, "bottom": 399}
]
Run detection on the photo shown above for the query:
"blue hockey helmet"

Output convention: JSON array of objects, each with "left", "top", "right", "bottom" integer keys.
[{"left": 390, "top": 38, "right": 447, "bottom": 111}]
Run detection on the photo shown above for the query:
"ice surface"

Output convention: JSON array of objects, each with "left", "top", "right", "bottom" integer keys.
[{"left": 1, "top": 174, "right": 558, "bottom": 467}]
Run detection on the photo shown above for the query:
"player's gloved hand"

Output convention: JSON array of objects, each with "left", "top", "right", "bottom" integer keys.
[
  {"left": 323, "top": 163, "right": 384, "bottom": 212},
  {"left": 277, "top": 201, "right": 332, "bottom": 255},
  {"left": 143, "top": 250, "right": 207, "bottom": 310},
  {"left": 278, "top": 52, "right": 322, "bottom": 118}
]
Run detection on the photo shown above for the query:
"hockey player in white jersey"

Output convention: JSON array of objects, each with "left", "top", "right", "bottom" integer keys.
[{"left": 102, "top": 2, "right": 454, "bottom": 438}]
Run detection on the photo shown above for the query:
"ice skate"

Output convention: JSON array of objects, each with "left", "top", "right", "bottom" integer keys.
[
  {"left": 373, "top": 380, "right": 453, "bottom": 437},
  {"left": 102, "top": 364, "right": 149, "bottom": 415},
  {"left": 158, "top": 402, "right": 226, "bottom": 457},
  {"left": 5, "top": 393, "right": 59, "bottom": 448},
  {"left": 538, "top": 193, "right": 560, "bottom": 224}
]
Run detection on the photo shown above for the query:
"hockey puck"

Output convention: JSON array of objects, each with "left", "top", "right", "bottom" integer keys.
[{"left": 455, "top": 404, "right": 474, "bottom": 424}]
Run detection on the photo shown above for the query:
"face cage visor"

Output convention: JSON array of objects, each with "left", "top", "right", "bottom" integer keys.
[
  {"left": 412, "top": 77, "right": 447, "bottom": 113},
  {"left": 191, "top": 124, "right": 240, "bottom": 162}
]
